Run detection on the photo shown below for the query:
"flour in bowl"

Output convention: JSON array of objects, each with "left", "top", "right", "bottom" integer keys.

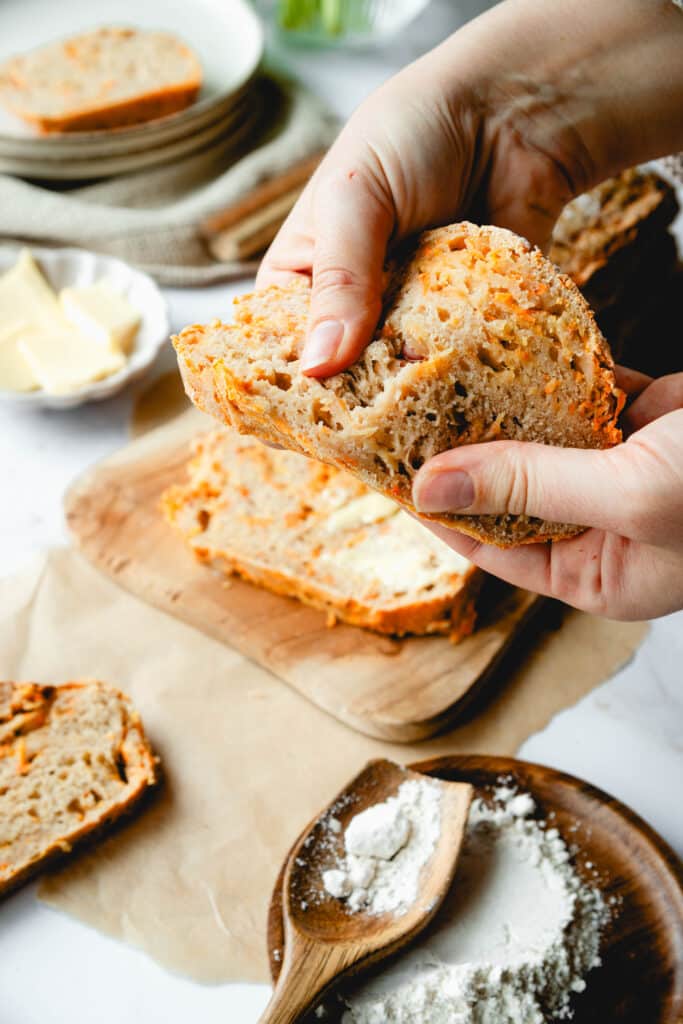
[
  {"left": 321, "top": 778, "right": 442, "bottom": 915},
  {"left": 330, "top": 782, "right": 608, "bottom": 1024}
]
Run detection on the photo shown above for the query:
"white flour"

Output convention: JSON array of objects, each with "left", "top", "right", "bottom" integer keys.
[
  {"left": 321, "top": 778, "right": 442, "bottom": 915},
  {"left": 329, "top": 782, "right": 608, "bottom": 1024}
]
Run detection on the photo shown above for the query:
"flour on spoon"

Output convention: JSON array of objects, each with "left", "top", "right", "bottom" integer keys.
[
  {"left": 321, "top": 777, "right": 442, "bottom": 915},
  {"left": 320, "top": 782, "right": 608, "bottom": 1023}
]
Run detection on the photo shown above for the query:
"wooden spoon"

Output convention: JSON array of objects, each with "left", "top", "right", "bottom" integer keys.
[{"left": 258, "top": 758, "right": 472, "bottom": 1024}]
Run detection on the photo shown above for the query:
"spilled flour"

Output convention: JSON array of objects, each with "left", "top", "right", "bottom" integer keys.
[
  {"left": 321, "top": 782, "right": 608, "bottom": 1024},
  {"left": 321, "top": 778, "right": 442, "bottom": 915}
]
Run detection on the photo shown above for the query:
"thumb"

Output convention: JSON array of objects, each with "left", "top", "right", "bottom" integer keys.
[
  {"left": 301, "top": 165, "right": 394, "bottom": 377},
  {"left": 412, "top": 439, "right": 651, "bottom": 540}
]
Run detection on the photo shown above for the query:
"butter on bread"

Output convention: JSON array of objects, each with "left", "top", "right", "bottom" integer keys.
[
  {"left": 0, "top": 680, "right": 157, "bottom": 899},
  {"left": 162, "top": 429, "right": 482, "bottom": 640},
  {"left": 0, "top": 27, "right": 201, "bottom": 134},
  {"left": 173, "top": 222, "right": 623, "bottom": 548}
]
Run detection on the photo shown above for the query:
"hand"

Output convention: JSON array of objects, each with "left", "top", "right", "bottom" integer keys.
[
  {"left": 257, "top": 0, "right": 683, "bottom": 376},
  {"left": 412, "top": 371, "right": 683, "bottom": 620}
]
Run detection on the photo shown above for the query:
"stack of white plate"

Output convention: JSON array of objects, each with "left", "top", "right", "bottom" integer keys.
[{"left": 0, "top": 0, "right": 264, "bottom": 181}]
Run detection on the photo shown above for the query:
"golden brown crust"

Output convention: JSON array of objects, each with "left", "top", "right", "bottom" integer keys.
[
  {"left": 188, "top": 542, "right": 481, "bottom": 641},
  {"left": 21, "top": 84, "right": 201, "bottom": 134},
  {"left": 0, "top": 680, "right": 157, "bottom": 899}
]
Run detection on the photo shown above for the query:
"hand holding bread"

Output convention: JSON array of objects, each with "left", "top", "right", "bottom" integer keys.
[{"left": 248, "top": 0, "right": 683, "bottom": 621}]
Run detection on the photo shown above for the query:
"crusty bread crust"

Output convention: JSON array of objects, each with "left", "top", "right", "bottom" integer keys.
[
  {"left": 19, "top": 85, "right": 201, "bottom": 135},
  {"left": 162, "top": 430, "right": 483, "bottom": 640},
  {"left": 0, "top": 27, "right": 201, "bottom": 134},
  {"left": 174, "top": 222, "right": 624, "bottom": 548},
  {"left": 0, "top": 680, "right": 157, "bottom": 899}
]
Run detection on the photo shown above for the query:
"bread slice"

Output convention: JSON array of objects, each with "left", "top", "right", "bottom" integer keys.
[
  {"left": 0, "top": 680, "right": 157, "bottom": 898},
  {"left": 162, "top": 429, "right": 482, "bottom": 639},
  {"left": 0, "top": 27, "right": 202, "bottom": 134},
  {"left": 174, "top": 222, "right": 623, "bottom": 547},
  {"left": 550, "top": 169, "right": 678, "bottom": 312}
]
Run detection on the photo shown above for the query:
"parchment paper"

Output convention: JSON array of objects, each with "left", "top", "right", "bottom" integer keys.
[{"left": 0, "top": 548, "right": 647, "bottom": 983}]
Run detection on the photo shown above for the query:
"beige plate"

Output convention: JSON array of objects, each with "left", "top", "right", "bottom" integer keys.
[{"left": 0, "top": 92, "right": 264, "bottom": 181}]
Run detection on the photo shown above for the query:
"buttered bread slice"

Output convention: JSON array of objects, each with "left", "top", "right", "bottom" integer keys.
[
  {"left": 173, "top": 222, "right": 623, "bottom": 547},
  {"left": 162, "top": 430, "right": 482, "bottom": 640},
  {"left": 0, "top": 681, "right": 157, "bottom": 898}
]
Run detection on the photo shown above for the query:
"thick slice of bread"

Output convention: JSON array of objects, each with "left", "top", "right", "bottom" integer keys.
[
  {"left": 0, "top": 680, "right": 157, "bottom": 898},
  {"left": 174, "top": 222, "right": 623, "bottom": 547},
  {"left": 162, "top": 429, "right": 482, "bottom": 639},
  {"left": 550, "top": 169, "right": 678, "bottom": 312},
  {"left": 0, "top": 27, "right": 202, "bottom": 134}
]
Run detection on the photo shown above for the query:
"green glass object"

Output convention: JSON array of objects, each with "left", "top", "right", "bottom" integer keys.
[{"left": 264, "top": 0, "right": 431, "bottom": 45}]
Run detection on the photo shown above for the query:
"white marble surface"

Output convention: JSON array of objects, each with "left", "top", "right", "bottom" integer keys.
[{"left": 0, "top": 3, "right": 681, "bottom": 1022}]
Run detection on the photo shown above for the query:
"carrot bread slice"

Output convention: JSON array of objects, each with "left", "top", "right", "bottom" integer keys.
[
  {"left": 162, "top": 429, "right": 483, "bottom": 639},
  {"left": 550, "top": 169, "right": 678, "bottom": 311},
  {"left": 0, "top": 27, "right": 202, "bottom": 134},
  {"left": 0, "top": 680, "right": 157, "bottom": 898},
  {"left": 173, "top": 222, "right": 623, "bottom": 548}
]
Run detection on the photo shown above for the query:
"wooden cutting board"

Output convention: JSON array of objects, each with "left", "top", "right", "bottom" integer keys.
[{"left": 64, "top": 410, "right": 545, "bottom": 742}]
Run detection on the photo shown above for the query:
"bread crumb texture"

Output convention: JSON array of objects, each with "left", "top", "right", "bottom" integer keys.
[
  {"left": 173, "top": 222, "right": 624, "bottom": 547},
  {"left": 163, "top": 429, "right": 482, "bottom": 639},
  {"left": 0, "top": 680, "right": 157, "bottom": 897},
  {"left": 0, "top": 27, "right": 202, "bottom": 133}
]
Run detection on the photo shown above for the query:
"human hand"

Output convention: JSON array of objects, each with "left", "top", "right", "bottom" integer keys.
[
  {"left": 412, "top": 371, "right": 683, "bottom": 620},
  {"left": 257, "top": 0, "right": 683, "bottom": 376}
]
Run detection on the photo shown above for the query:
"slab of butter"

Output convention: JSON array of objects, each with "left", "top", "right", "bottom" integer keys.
[
  {"left": 0, "top": 249, "right": 61, "bottom": 333},
  {"left": 60, "top": 280, "right": 141, "bottom": 355},
  {"left": 325, "top": 493, "right": 398, "bottom": 533},
  {"left": 323, "top": 509, "right": 472, "bottom": 591},
  {"left": 0, "top": 322, "right": 38, "bottom": 392},
  {"left": 18, "top": 325, "right": 125, "bottom": 395},
  {"left": 0, "top": 250, "right": 142, "bottom": 395}
]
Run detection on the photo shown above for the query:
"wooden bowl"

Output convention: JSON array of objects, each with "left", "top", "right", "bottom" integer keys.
[{"left": 268, "top": 754, "right": 683, "bottom": 1023}]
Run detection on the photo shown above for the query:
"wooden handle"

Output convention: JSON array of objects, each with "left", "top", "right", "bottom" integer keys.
[
  {"left": 208, "top": 185, "right": 303, "bottom": 262},
  {"left": 258, "top": 929, "right": 354, "bottom": 1024},
  {"left": 200, "top": 149, "right": 325, "bottom": 239}
]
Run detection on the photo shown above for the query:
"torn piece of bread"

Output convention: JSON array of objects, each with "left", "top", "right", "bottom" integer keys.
[
  {"left": 0, "top": 27, "right": 202, "bottom": 134},
  {"left": 0, "top": 680, "right": 157, "bottom": 898},
  {"left": 174, "top": 222, "right": 623, "bottom": 547},
  {"left": 550, "top": 168, "right": 679, "bottom": 312},
  {"left": 162, "top": 429, "right": 482, "bottom": 639}
]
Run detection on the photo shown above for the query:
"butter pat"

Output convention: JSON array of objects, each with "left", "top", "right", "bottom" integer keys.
[
  {"left": 0, "top": 322, "right": 38, "bottom": 392},
  {"left": 326, "top": 493, "right": 398, "bottom": 533},
  {"left": 18, "top": 325, "right": 125, "bottom": 395},
  {"left": 60, "top": 280, "right": 141, "bottom": 354},
  {"left": 0, "top": 249, "right": 61, "bottom": 332},
  {"left": 324, "top": 510, "right": 472, "bottom": 593}
]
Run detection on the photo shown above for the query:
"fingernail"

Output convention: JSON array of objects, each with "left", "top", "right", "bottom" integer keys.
[
  {"left": 301, "top": 320, "right": 344, "bottom": 373},
  {"left": 414, "top": 470, "right": 474, "bottom": 512}
]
